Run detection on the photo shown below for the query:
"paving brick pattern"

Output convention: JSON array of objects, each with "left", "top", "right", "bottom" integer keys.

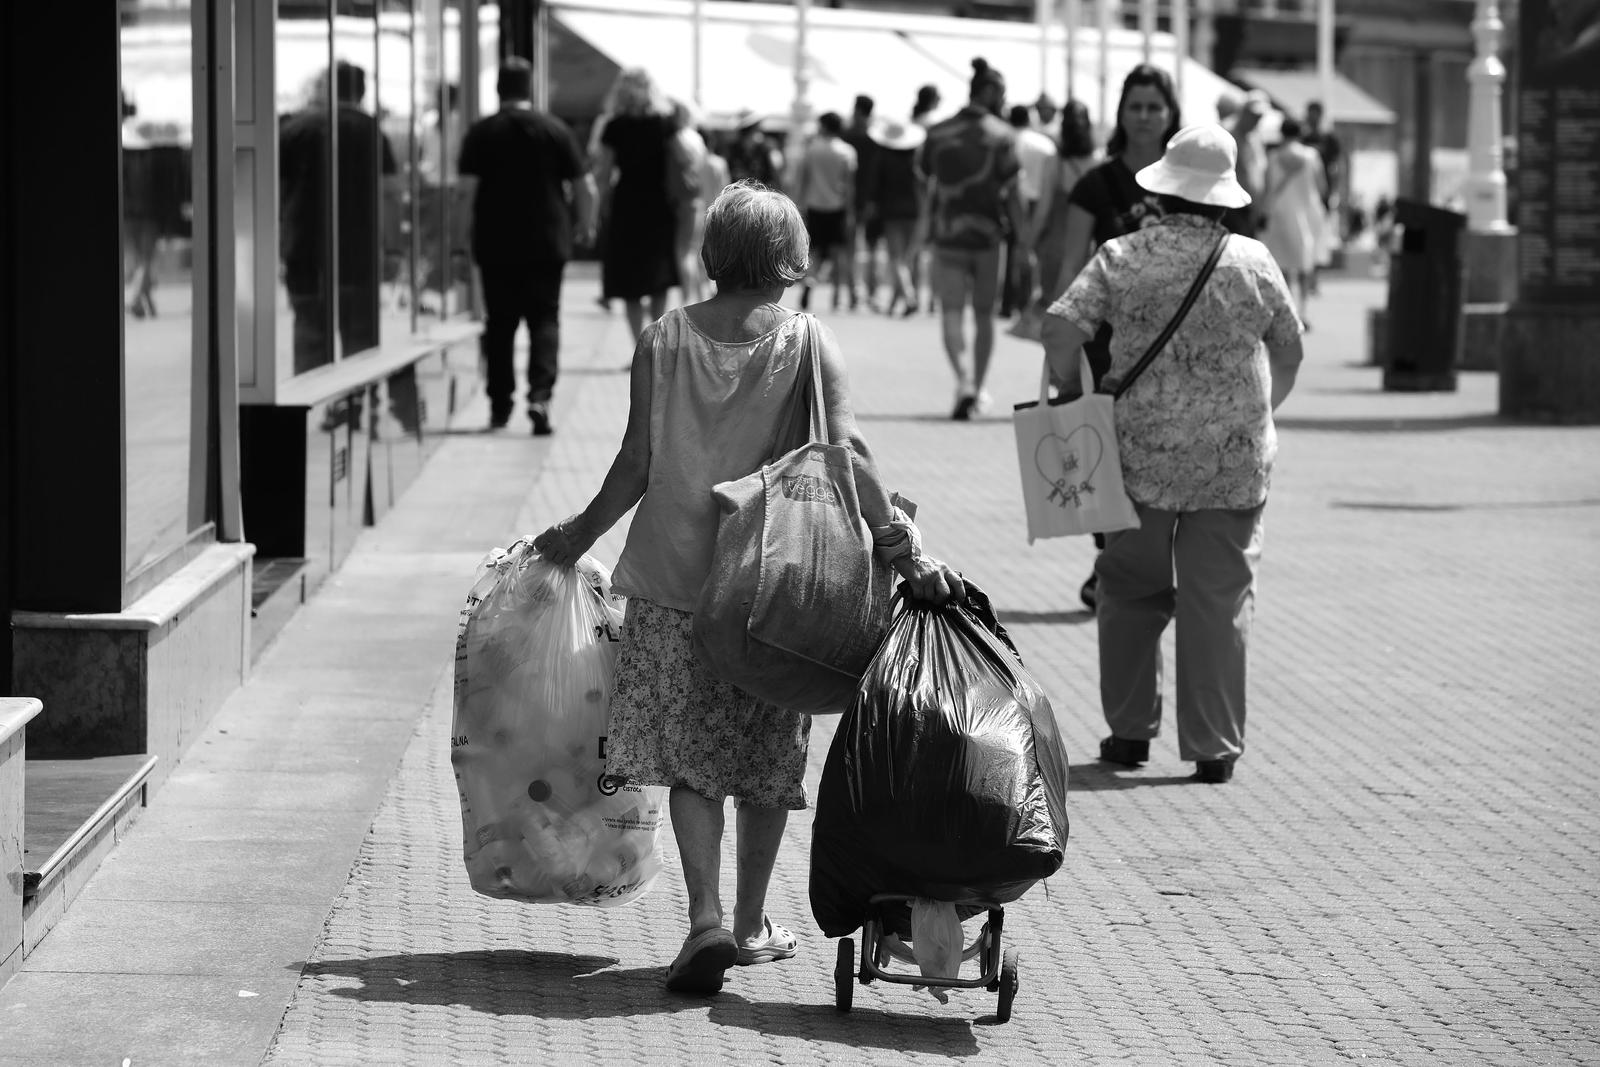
[{"left": 264, "top": 276, "right": 1600, "bottom": 1065}]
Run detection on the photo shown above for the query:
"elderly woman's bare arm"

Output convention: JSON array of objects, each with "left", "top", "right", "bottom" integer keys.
[
  {"left": 1041, "top": 315, "right": 1093, "bottom": 397},
  {"left": 1267, "top": 335, "right": 1304, "bottom": 410},
  {"left": 814, "top": 329, "right": 966, "bottom": 605},
  {"left": 532, "top": 336, "right": 653, "bottom": 566}
]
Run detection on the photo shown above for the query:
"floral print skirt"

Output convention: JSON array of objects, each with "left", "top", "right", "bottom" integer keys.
[{"left": 606, "top": 598, "right": 811, "bottom": 810}]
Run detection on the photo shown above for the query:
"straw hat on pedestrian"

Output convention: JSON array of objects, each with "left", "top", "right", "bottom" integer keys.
[
  {"left": 867, "top": 116, "right": 926, "bottom": 152},
  {"left": 1134, "top": 123, "right": 1252, "bottom": 208}
]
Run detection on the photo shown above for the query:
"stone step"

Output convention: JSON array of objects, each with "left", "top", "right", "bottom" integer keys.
[{"left": 21, "top": 754, "right": 157, "bottom": 957}]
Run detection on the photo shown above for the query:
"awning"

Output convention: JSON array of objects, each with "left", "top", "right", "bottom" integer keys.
[
  {"left": 549, "top": 0, "right": 968, "bottom": 128},
  {"left": 1232, "top": 67, "right": 1395, "bottom": 126}
]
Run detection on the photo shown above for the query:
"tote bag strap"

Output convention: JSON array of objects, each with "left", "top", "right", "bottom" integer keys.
[
  {"left": 1106, "top": 230, "right": 1229, "bottom": 400},
  {"left": 766, "top": 314, "right": 831, "bottom": 462}
]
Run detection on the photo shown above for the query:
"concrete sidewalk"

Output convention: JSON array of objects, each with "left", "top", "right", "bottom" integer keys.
[{"left": 4, "top": 273, "right": 1599, "bottom": 1066}]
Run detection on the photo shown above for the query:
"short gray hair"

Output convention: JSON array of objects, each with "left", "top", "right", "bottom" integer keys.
[{"left": 700, "top": 181, "right": 809, "bottom": 292}]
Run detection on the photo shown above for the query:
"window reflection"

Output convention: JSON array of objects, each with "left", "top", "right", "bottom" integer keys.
[
  {"left": 277, "top": 5, "right": 335, "bottom": 373},
  {"left": 121, "top": 1, "right": 197, "bottom": 578},
  {"left": 378, "top": 1, "right": 417, "bottom": 340}
]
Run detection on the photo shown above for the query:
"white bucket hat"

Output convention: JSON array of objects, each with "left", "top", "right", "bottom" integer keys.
[
  {"left": 1134, "top": 124, "right": 1252, "bottom": 209},
  {"left": 868, "top": 117, "right": 926, "bottom": 152}
]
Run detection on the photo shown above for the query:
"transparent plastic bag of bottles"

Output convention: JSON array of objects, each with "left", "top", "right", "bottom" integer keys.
[{"left": 452, "top": 540, "right": 665, "bottom": 907}]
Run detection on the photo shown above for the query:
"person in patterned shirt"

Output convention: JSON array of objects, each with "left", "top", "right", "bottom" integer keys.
[
  {"left": 1041, "top": 124, "right": 1304, "bottom": 786},
  {"left": 916, "top": 58, "right": 1027, "bottom": 420}
]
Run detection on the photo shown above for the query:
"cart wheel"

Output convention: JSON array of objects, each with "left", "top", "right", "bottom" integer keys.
[
  {"left": 995, "top": 948, "right": 1020, "bottom": 1023},
  {"left": 835, "top": 938, "right": 855, "bottom": 1013}
]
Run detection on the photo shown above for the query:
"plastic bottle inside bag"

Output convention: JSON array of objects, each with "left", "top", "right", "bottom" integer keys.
[{"left": 910, "top": 898, "right": 964, "bottom": 1004}]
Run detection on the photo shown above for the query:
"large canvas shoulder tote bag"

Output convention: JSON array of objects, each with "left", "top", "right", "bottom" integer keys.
[
  {"left": 692, "top": 318, "right": 895, "bottom": 714},
  {"left": 1011, "top": 352, "right": 1141, "bottom": 542}
]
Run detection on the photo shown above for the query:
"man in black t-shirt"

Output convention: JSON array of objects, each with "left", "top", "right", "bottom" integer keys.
[
  {"left": 459, "top": 58, "right": 597, "bottom": 434},
  {"left": 279, "top": 61, "right": 399, "bottom": 372}
]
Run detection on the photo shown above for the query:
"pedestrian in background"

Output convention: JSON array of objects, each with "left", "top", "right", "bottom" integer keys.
[
  {"left": 668, "top": 99, "right": 713, "bottom": 304},
  {"left": 793, "top": 111, "right": 858, "bottom": 312},
  {"left": 1002, "top": 103, "right": 1056, "bottom": 319},
  {"left": 531, "top": 181, "right": 964, "bottom": 995},
  {"left": 917, "top": 58, "right": 1025, "bottom": 421},
  {"left": 726, "top": 117, "right": 785, "bottom": 192},
  {"left": 1026, "top": 98, "right": 1099, "bottom": 311},
  {"left": 1301, "top": 100, "right": 1343, "bottom": 293},
  {"left": 459, "top": 58, "right": 595, "bottom": 435},
  {"left": 1041, "top": 124, "right": 1304, "bottom": 785},
  {"left": 842, "top": 95, "right": 881, "bottom": 310},
  {"left": 1044, "top": 63, "right": 1181, "bottom": 610},
  {"left": 1262, "top": 117, "right": 1328, "bottom": 330},
  {"left": 864, "top": 115, "right": 927, "bottom": 317},
  {"left": 908, "top": 84, "right": 944, "bottom": 311},
  {"left": 595, "top": 67, "right": 682, "bottom": 343},
  {"left": 1219, "top": 89, "right": 1270, "bottom": 237}
]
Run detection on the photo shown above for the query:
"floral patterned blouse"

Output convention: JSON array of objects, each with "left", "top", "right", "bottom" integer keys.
[{"left": 1047, "top": 213, "right": 1301, "bottom": 511}]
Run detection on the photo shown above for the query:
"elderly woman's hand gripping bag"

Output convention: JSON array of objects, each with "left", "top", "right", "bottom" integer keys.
[
  {"left": 451, "top": 543, "right": 666, "bottom": 907},
  {"left": 692, "top": 318, "right": 897, "bottom": 715}
]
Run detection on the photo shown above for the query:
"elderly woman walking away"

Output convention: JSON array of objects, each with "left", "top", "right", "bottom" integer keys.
[
  {"left": 594, "top": 67, "right": 682, "bottom": 341},
  {"left": 1040, "top": 64, "right": 1182, "bottom": 613},
  {"left": 532, "top": 182, "right": 965, "bottom": 995},
  {"left": 1041, "top": 125, "right": 1304, "bottom": 784}
]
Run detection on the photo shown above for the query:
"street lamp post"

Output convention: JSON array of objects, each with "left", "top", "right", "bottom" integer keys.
[
  {"left": 1464, "top": 0, "right": 1510, "bottom": 233},
  {"left": 793, "top": 0, "right": 811, "bottom": 131}
]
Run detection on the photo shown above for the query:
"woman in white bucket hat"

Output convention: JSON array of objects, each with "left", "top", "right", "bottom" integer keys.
[{"left": 1041, "top": 122, "right": 1305, "bottom": 785}]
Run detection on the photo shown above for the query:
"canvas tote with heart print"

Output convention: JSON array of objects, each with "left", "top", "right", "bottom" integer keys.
[{"left": 1011, "top": 352, "right": 1140, "bottom": 542}]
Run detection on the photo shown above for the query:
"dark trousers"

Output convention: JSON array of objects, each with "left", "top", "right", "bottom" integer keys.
[
  {"left": 999, "top": 200, "right": 1036, "bottom": 317},
  {"left": 479, "top": 260, "right": 565, "bottom": 421}
]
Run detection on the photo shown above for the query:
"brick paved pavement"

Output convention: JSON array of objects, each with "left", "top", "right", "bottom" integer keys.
[{"left": 258, "top": 273, "right": 1600, "bottom": 1065}]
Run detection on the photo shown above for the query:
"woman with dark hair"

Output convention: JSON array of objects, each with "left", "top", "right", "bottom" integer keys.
[
  {"left": 1041, "top": 125, "right": 1304, "bottom": 785},
  {"left": 1039, "top": 64, "right": 1181, "bottom": 611},
  {"left": 1025, "top": 99, "right": 1100, "bottom": 308}
]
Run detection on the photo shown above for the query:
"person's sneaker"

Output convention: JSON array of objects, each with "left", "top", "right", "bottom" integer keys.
[
  {"left": 529, "top": 403, "right": 553, "bottom": 437},
  {"left": 974, "top": 389, "right": 994, "bottom": 415},
  {"left": 1098, "top": 736, "right": 1149, "bottom": 766},
  {"left": 1079, "top": 572, "right": 1098, "bottom": 612},
  {"left": 488, "top": 411, "right": 511, "bottom": 431},
  {"left": 951, "top": 394, "right": 977, "bottom": 421},
  {"left": 1193, "top": 759, "right": 1235, "bottom": 784}
]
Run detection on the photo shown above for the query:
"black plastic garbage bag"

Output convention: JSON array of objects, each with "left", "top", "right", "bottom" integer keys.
[{"left": 809, "top": 587, "right": 1070, "bottom": 938}]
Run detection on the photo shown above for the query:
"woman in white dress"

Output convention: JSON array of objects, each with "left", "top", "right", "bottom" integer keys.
[{"left": 1261, "top": 118, "right": 1328, "bottom": 328}]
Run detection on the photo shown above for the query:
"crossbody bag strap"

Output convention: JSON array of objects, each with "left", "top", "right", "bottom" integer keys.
[
  {"left": 767, "top": 314, "right": 829, "bottom": 463},
  {"left": 1107, "top": 230, "right": 1229, "bottom": 400}
]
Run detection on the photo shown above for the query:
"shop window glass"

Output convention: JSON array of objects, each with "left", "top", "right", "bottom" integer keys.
[
  {"left": 120, "top": 0, "right": 198, "bottom": 578},
  {"left": 378, "top": 1, "right": 418, "bottom": 339},
  {"left": 277, "top": 2, "right": 336, "bottom": 374}
]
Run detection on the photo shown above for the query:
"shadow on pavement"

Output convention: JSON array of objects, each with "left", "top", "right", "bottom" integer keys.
[
  {"left": 1067, "top": 762, "right": 1195, "bottom": 791},
  {"left": 853, "top": 412, "right": 969, "bottom": 425},
  {"left": 997, "top": 608, "right": 1094, "bottom": 627},
  {"left": 707, "top": 1000, "right": 980, "bottom": 1055},
  {"left": 1274, "top": 413, "right": 1510, "bottom": 433},
  {"left": 292, "top": 951, "right": 756, "bottom": 1019}
]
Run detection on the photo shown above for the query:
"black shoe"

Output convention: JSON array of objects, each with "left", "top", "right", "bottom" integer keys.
[
  {"left": 1098, "top": 736, "right": 1149, "bottom": 766},
  {"left": 488, "top": 412, "right": 511, "bottom": 431},
  {"left": 1079, "top": 572, "right": 1098, "bottom": 612},
  {"left": 1193, "top": 759, "right": 1235, "bottom": 784},
  {"left": 951, "top": 395, "right": 976, "bottom": 421},
  {"left": 529, "top": 402, "right": 553, "bottom": 436}
]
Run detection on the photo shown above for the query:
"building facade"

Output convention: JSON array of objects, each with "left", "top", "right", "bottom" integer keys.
[{"left": 0, "top": 2, "right": 543, "bottom": 777}]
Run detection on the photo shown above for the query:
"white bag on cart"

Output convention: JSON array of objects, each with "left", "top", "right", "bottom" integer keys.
[{"left": 452, "top": 541, "right": 665, "bottom": 907}]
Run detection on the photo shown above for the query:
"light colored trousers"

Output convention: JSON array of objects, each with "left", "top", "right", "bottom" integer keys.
[{"left": 1096, "top": 502, "right": 1266, "bottom": 762}]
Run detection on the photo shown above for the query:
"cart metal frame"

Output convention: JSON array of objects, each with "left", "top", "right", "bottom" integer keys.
[{"left": 834, "top": 893, "right": 1021, "bottom": 1022}]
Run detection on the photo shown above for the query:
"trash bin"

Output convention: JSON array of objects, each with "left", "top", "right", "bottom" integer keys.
[{"left": 1382, "top": 199, "right": 1466, "bottom": 392}]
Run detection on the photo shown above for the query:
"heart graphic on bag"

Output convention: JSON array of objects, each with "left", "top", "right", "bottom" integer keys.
[{"left": 1035, "top": 426, "right": 1104, "bottom": 509}]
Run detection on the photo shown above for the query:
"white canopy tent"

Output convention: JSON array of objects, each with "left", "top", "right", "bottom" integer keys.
[{"left": 547, "top": 0, "right": 1241, "bottom": 132}]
